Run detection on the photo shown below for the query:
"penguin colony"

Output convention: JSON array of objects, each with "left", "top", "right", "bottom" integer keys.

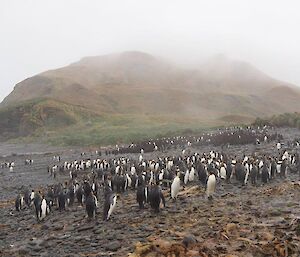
[
  {"left": 94, "top": 126, "right": 283, "bottom": 155},
  {"left": 7, "top": 125, "right": 300, "bottom": 223}
]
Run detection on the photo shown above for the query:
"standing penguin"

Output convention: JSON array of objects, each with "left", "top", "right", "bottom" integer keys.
[
  {"left": 103, "top": 191, "right": 117, "bottom": 221},
  {"left": 171, "top": 172, "right": 181, "bottom": 200},
  {"left": 92, "top": 180, "right": 98, "bottom": 196},
  {"left": 126, "top": 174, "right": 132, "bottom": 190},
  {"left": 67, "top": 184, "right": 75, "bottom": 206},
  {"left": 136, "top": 180, "right": 147, "bottom": 209},
  {"left": 83, "top": 180, "right": 92, "bottom": 198},
  {"left": 244, "top": 162, "right": 250, "bottom": 185},
  {"left": 158, "top": 170, "right": 164, "bottom": 183},
  {"left": 198, "top": 162, "right": 207, "bottom": 185},
  {"left": 206, "top": 172, "right": 216, "bottom": 200},
  {"left": 139, "top": 154, "right": 143, "bottom": 163},
  {"left": 85, "top": 192, "right": 97, "bottom": 219},
  {"left": 280, "top": 159, "right": 287, "bottom": 178},
  {"left": 40, "top": 197, "right": 48, "bottom": 220},
  {"left": 250, "top": 163, "right": 258, "bottom": 185},
  {"left": 270, "top": 158, "right": 277, "bottom": 179},
  {"left": 148, "top": 182, "right": 165, "bottom": 213},
  {"left": 226, "top": 161, "right": 232, "bottom": 182},
  {"left": 33, "top": 192, "right": 42, "bottom": 221},
  {"left": 131, "top": 173, "right": 138, "bottom": 189},
  {"left": 261, "top": 164, "right": 269, "bottom": 184},
  {"left": 184, "top": 169, "right": 189, "bottom": 185},
  {"left": 235, "top": 162, "right": 246, "bottom": 185},
  {"left": 76, "top": 185, "right": 84, "bottom": 205},
  {"left": 219, "top": 164, "right": 227, "bottom": 180},
  {"left": 30, "top": 190, "right": 35, "bottom": 205},
  {"left": 15, "top": 194, "right": 24, "bottom": 211},
  {"left": 24, "top": 189, "right": 31, "bottom": 207},
  {"left": 189, "top": 166, "right": 195, "bottom": 182},
  {"left": 58, "top": 191, "right": 66, "bottom": 211}
]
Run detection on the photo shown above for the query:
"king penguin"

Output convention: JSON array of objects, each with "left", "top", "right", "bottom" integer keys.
[
  {"left": 40, "top": 196, "right": 48, "bottom": 220},
  {"left": 85, "top": 192, "right": 97, "bottom": 219},
  {"left": 206, "top": 171, "right": 216, "bottom": 200},
  {"left": 171, "top": 172, "right": 181, "bottom": 200},
  {"left": 184, "top": 169, "right": 189, "bottom": 185},
  {"left": 149, "top": 181, "right": 165, "bottom": 213},
  {"left": 15, "top": 194, "right": 24, "bottom": 211},
  {"left": 103, "top": 190, "right": 117, "bottom": 221},
  {"left": 189, "top": 166, "right": 195, "bottom": 182},
  {"left": 136, "top": 178, "right": 147, "bottom": 209}
]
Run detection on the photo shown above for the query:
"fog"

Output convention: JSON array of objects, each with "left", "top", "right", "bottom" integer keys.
[{"left": 1, "top": 0, "right": 300, "bottom": 102}]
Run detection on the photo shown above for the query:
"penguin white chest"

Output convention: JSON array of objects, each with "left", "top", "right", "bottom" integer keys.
[
  {"left": 206, "top": 174, "right": 216, "bottom": 197},
  {"left": 184, "top": 170, "right": 189, "bottom": 185},
  {"left": 220, "top": 167, "right": 226, "bottom": 179},
  {"left": 171, "top": 177, "right": 180, "bottom": 199},
  {"left": 41, "top": 199, "right": 47, "bottom": 219},
  {"left": 189, "top": 167, "right": 195, "bottom": 181},
  {"left": 107, "top": 196, "right": 117, "bottom": 220}
]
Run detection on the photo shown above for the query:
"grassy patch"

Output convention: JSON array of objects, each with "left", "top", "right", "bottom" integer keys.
[{"left": 42, "top": 114, "right": 222, "bottom": 146}]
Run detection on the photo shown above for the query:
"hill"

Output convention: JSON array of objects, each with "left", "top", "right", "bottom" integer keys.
[{"left": 1, "top": 51, "right": 300, "bottom": 145}]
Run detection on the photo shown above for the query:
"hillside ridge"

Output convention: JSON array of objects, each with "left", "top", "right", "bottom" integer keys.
[{"left": 1, "top": 51, "right": 300, "bottom": 145}]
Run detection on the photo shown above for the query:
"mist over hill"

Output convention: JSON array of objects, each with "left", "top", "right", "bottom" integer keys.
[{"left": 1, "top": 51, "right": 300, "bottom": 145}]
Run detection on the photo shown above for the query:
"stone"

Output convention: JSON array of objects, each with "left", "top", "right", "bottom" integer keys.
[{"left": 105, "top": 241, "right": 122, "bottom": 251}]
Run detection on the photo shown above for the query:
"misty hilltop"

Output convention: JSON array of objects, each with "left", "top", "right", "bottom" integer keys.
[{"left": 1, "top": 51, "right": 300, "bottom": 145}]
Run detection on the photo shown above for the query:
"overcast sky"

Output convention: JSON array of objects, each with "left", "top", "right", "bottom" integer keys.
[{"left": 1, "top": 0, "right": 300, "bottom": 102}]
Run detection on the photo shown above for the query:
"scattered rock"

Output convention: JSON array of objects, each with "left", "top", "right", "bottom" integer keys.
[
  {"left": 182, "top": 235, "right": 197, "bottom": 248},
  {"left": 105, "top": 241, "right": 122, "bottom": 251}
]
